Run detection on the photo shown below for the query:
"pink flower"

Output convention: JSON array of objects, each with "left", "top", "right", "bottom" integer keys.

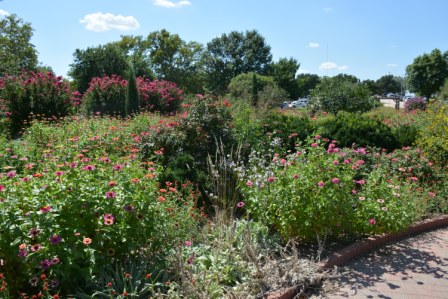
[
  {"left": 82, "top": 165, "right": 95, "bottom": 171},
  {"left": 237, "top": 201, "right": 245, "bottom": 208},
  {"left": 428, "top": 192, "right": 436, "bottom": 197},
  {"left": 369, "top": 218, "right": 376, "bottom": 225},
  {"left": 245, "top": 180, "right": 254, "bottom": 187},
  {"left": 331, "top": 178, "right": 340, "bottom": 184},
  {"left": 355, "top": 179, "right": 366, "bottom": 185},
  {"left": 410, "top": 177, "right": 418, "bottom": 182},
  {"left": 267, "top": 176, "right": 276, "bottom": 183},
  {"left": 317, "top": 181, "right": 325, "bottom": 187},
  {"left": 184, "top": 240, "right": 192, "bottom": 246},
  {"left": 105, "top": 191, "right": 116, "bottom": 199},
  {"left": 333, "top": 160, "right": 340, "bottom": 165},
  {"left": 104, "top": 214, "right": 115, "bottom": 225},
  {"left": 311, "top": 143, "right": 318, "bottom": 147},
  {"left": 293, "top": 174, "right": 299, "bottom": 179}
]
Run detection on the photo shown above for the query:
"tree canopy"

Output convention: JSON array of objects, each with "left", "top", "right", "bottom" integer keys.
[
  {"left": 0, "top": 14, "right": 38, "bottom": 76},
  {"left": 268, "top": 57, "right": 300, "bottom": 99},
  {"left": 296, "top": 73, "right": 321, "bottom": 98},
  {"left": 406, "top": 49, "right": 448, "bottom": 99},
  {"left": 202, "top": 30, "right": 273, "bottom": 94}
]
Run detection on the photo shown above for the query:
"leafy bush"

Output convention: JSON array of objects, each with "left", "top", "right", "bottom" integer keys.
[
  {"left": 239, "top": 137, "right": 419, "bottom": 241},
  {"left": 309, "top": 76, "right": 375, "bottom": 114},
  {"left": 0, "top": 153, "right": 202, "bottom": 295},
  {"left": 318, "top": 111, "right": 399, "bottom": 150},
  {"left": 138, "top": 78, "right": 184, "bottom": 114},
  {"left": 416, "top": 102, "right": 448, "bottom": 165},
  {"left": 0, "top": 71, "right": 77, "bottom": 137},
  {"left": 82, "top": 75, "right": 128, "bottom": 117},
  {"left": 404, "top": 97, "right": 427, "bottom": 112}
]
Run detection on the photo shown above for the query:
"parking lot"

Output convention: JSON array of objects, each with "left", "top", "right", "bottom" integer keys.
[{"left": 380, "top": 98, "right": 404, "bottom": 109}]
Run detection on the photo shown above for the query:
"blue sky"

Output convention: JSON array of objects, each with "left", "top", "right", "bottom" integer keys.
[{"left": 1, "top": 0, "right": 447, "bottom": 81}]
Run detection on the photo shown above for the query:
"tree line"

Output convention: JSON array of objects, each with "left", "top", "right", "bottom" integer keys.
[{"left": 1, "top": 13, "right": 448, "bottom": 101}]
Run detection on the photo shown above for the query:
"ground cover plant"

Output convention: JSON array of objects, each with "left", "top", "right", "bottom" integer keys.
[{"left": 0, "top": 81, "right": 447, "bottom": 298}]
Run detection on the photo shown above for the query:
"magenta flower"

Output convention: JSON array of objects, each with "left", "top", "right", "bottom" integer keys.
[
  {"left": 317, "top": 181, "right": 325, "bottom": 187},
  {"left": 113, "top": 164, "right": 124, "bottom": 171},
  {"left": 369, "top": 218, "right": 376, "bottom": 225},
  {"left": 311, "top": 143, "right": 318, "bottom": 147},
  {"left": 54, "top": 171, "right": 65, "bottom": 177},
  {"left": 105, "top": 191, "right": 116, "bottom": 199},
  {"left": 104, "top": 214, "right": 115, "bottom": 225},
  {"left": 40, "top": 259, "right": 52, "bottom": 269},
  {"left": 28, "top": 227, "right": 41, "bottom": 238},
  {"left": 293, "top": 174, "right": 299, "bottom": 180},
  {"left": 49, "top": 234, "right": 62, "bottom": 245},
  {"left": 31, "top": 244, "right": 42, "bottom": 252},
  {"left": 18, "top": 249, "right": 28, "bottom": 257},
  {"left": 355, "top": 179, "right": 366, "bottom": 185},
  {"left": 266, "top": 176, "right": 276, "bottom": 183},
  {"left": 124, "top": 205, "right": 135, "bottom": 212},
  {"left": 237, "top": 201, "right": 245, "bottom": 208},
  {"left": 51, "top": 257, "right": 60, "bottom": 265},
  {"left": 40, "top": 205, "right": 52, "bottom": 213},
  {"left": 184, "top": 240, "right": 192, "bottom": 246},
  {"left": 331, "top": 178, "right": 340, "bottom": 184},
  {"left": 0, "top": 185, "right": 5, "bottom": 191},
  {"left": 82, "top": 164, "right": 96, "bottom": 171},
  {"left": 245, "top": 180, "right": 254, "bottom": 187}
]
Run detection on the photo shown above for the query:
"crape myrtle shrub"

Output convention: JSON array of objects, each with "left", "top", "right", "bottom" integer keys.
[
  {"left": 139, "top": 95, "right": 235, "bottom": 192},
  {"left": 317, "top": 111, "right": 399, "bottom": 150},
  {"left": 137, "top": 78, "right": 184, "bottom": 114},
  {"left": 82, "top": 75, "right": 184, "bottom": 117},
  {"left": 0, "top": 71, "right": 80, "bottom": 137}
]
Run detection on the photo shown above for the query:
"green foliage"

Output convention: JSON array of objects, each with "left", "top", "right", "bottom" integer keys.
[
  {"left": 406, "top": 48, "right": 448, "bottom": 99},
  {"left": 69, "top": 43, "right": 129, "bottom": 94},
  {"left": 81, "top": 75, "right": 128, "bottom": 117},
  {"left": 439, "top": 78, "right": 448, "bottom": 100},
  {"left": 114, "top": 35, "right": 154, "bottom": 78},
  {"left": 239, "top": 138, "right": 419, "bottom": 241},
  {"left": 145, "top": 29, "right": 205, "bottom": 94},
  {"left": 203, "top": 30, "right": 273, "bottom": 94},
  {"left": 310, "top": 75, "right": 375, "bottom": 114},
  {"left": 375, "top": 75, "right": 402, "bottom": 95},
  {"left": 0, "top": 14, "right": 38, "bottom": 76},
  {"left": 416, "top": 102, "right": 448, "bottom": 164},
  {"left": 126, "top": 64, "right": 140, "bottom": 115},
  {"left": 267, "top": 57, "right": 300, "bottom": 99},
  {"left": 0, "top": 71, "right": 76, "bottom": 137},
  {"left": 228, "top": 72, "right": 282, "bottom": 107},
  {"left": 318, "top": 112, "right": 399, "bottom": 150},
  {"left": 296, "top": 73, "right": 321, "bottom": 98}
]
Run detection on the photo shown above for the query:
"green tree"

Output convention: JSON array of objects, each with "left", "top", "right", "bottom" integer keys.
[
  {"left": 202, "top": 30, "right": 272, "bottom": 94},
  {"left": 0, "top": 14, "right": 38, "bottom": 76},
  {"left": 69, "top": 43, "right": 129, "bottom": 94},
  {"left": 114, "top": 35, "right": 154, "bottom": 78},
  {"left": 145, "top": 29, "right": 204, "bottom": 94},
  {"left": 362, "top": 79, "right": 379, "bottom": 95},
  {"left": 126, "top": 63, "right": 140, "bottom": 115},
  {"left": 406, "top": 49, "right": 448, "bottom": 99},
  {"left": 375, "top": 74, "right": 401, "bottom": 95},
  {"left": 296, "top": 73, "right": 321, "bottom": 98},
  {"left": 268, "top": 57, "right": 300, "bottom": 99},
  {"left": 310, "top": 75, "right": 374, "bottom": 114}
]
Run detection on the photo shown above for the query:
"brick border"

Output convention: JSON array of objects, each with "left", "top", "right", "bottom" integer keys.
[{"left": 264, "top": 214, "right": 448, "bottom": 299}]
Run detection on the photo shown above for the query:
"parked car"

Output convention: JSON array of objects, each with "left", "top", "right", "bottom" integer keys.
[
  {"left": 386, "top": 93, "right": 397, "bottom": 98},
  {"left": 289, "top": 98, "right": 308, "bottom": 108}
]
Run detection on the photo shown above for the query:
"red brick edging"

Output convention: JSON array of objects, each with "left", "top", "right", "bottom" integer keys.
[{"left": 265, "top": 214, "right": 448, "bottom": 299}]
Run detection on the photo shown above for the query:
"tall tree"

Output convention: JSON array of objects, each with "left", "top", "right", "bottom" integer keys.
[
  {"left": 362, "top": 79, "right": 379, "bottom": 96},
  {"left": 69, "top": 43, "right": 129, "bottom": 94},
  {"left": 375, "top": 74, "right": 401, "bottom": 95},
  {"left": 296, "top": 73, "right": 321, "bottom": 98},
  {"left": 114, "top": 35, "right": 154, "bottom": 78},
  {"left": 202, "top": 30, "right": 272, "bottom": 94},
  {"left": 268, "top": 57, "right": 300, "bottom": 99},
  {"left": 406, "top": 49, "right": 448, "bottom": 99},
  {"left": 145, "top": 30, "right": 204, "bottom": 94},
  {"left": 0, "top": 14, "right": 38, "bottom": 76}
]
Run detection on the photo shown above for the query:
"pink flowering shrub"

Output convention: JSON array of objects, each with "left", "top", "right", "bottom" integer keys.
[
  {"left": 0, "top": 148, "right": 202, "bottom": 295},
  {"left": 239, "top": 137, "right": 419, "bottom": 241},
  {"left": 0, "top": 71, "right": 78, "bottom": 136},
  {"left": 137, "top": 78, "right": 183, "bottom": 114},
  {"left": 82, "top": 75, "right": 128, "bottom": 117}
]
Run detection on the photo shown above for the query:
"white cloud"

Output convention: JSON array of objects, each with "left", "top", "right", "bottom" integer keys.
[
  {"left": 319, "top": 62, "right": 338, "bottom": 70},
  {"left": 153, "top": 0, "right": 192, "bottom": 8},
  {"left": 0, "top": 9, "right": 9, "bottom": 16},
  {"left": 80, "top": 13, "right": 140, "bottom": 32},
  {"left": 319, "top": 62, "right": 348, "bottom": 71},
  {"left": 308, "top": 42, "right": 320, "bottom": 48}
]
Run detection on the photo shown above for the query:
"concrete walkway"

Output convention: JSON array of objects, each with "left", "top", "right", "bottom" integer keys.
[{"left": 324, "top": 226, "right": 448, "bottom": 298}]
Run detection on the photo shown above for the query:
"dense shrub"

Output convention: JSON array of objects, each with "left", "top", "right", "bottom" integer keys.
[
  {"left": 317, "top": 111, "right": 399, "bottom": 150},
  {"left": 138, "top": 78, "right": 184, "bottom": 114},
  {"left": 82, "top": 75, "right": 128, "bottom": 117},
  {"left": 239, "top": 137, "right": 418, "bottom": 241},
  {"left": 416, "top": 102, "right": 448, "bottom": 165},
  {"left": 404, "top": 97, "right": 427, "bottom": 112},
  {"left": 0, "top": 148, "right": 202, "bottom": 295},
  {"left": 0, "top": 71, "right": 77, "bottom": 136},
  {"left": 309, "top": 76, "right": 375, "bottom": 114}
]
